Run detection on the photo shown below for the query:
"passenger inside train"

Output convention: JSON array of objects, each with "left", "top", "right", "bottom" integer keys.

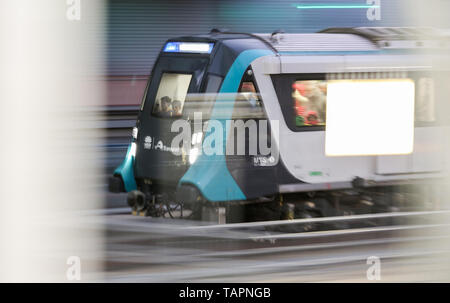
[
  {"left": 159, "top": 96, "right": 173, "bottom": 117},
  {"left": 152, "top": 73, "right": 192, "bottom": 118},
  {"left": 292, "top": 80, "right": 327, "bottom": 126}
]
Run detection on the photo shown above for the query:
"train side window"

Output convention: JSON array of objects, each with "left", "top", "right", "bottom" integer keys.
[
  {"left": 273, "top": 74, "right": 438, "bottom": 131},
  {"left": 233, "top": 81, "right": 265, "bottom": 119},
  {"left": 415, "top": 77, "right": 435, "bottom": 123},
  {"left": 291, "top": 80, "right": 327, "bottom": 127},
  {"left": 239, "top": 81, "right": 260, "bottom": 106}
]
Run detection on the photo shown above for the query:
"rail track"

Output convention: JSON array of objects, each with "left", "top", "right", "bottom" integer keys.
[
  {"left": 93, "top": 107, "right": 450, "bottom": 282},
  {"left": 85, "top": 207, "right": 450, "bottom": 282}
]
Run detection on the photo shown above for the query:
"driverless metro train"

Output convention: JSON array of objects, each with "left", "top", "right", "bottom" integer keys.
[{"left": 109, "top": 27, "right": 450, "bottom": 222}]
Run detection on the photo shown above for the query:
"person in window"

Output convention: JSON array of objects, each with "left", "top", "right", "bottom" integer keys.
[
  {"left": 160, "top": 96, "right": 173, "bottom": 117},
  {"left": 240, "top": 82, "right": 258, "bottom": 107},
  {"left": 305, "top": 111, "right": 319, "bottom": 125},
  {"left": 154, "top": 102, "right": 161, "bottom": 113},
  {"left": 172, "top": 100, "right": 182, "bottom": 117},
  {"left": 303, "top": 81, "right": 326, "bottom": 123}
]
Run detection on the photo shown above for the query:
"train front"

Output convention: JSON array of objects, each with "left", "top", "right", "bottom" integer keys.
[
  {"left": 109, "top": 35, "right": 273, "bottom": 218},
  {"left": 108, "top": 38, "right": 216, "bottom": 216}
]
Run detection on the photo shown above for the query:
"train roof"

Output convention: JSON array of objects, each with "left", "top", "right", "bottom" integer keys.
[
  {"left": 169, "top": 27, "right": 450, "bottom": 54},
  {"left": 255, "top": 33, "right": 378, "bottom": 52}
]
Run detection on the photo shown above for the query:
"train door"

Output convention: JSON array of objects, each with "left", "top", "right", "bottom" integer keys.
[{"left": 226, "top": 69, "right": 279, "bottom": 199}]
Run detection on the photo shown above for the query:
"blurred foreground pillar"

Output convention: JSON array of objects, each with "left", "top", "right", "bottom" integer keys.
[
  {"left": 0, "top": 0, "right": 106, "bottom": 282},
  {"left": 401, "top": 0, "right": 450, "bottom": 282}
]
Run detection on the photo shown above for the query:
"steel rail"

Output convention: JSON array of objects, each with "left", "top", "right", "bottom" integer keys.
[{"left": 184, "top": 209, "right": 450, "bottom": 231}]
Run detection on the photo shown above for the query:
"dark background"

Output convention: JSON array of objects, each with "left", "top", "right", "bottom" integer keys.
[{"left": 105, "top": 0, "right": 435, "bottom": 106}]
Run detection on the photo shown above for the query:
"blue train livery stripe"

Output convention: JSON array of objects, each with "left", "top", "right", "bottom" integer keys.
[
  {"left": 114, "top": 143, "right": 137, "bottom": 192},
  {"left": 179, "top": 49, "right": 273, "bottom": 202}
]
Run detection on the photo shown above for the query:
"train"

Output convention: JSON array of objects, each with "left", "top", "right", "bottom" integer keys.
[{"left": 109, "top": 27, "right": 450, "bottom": 223}]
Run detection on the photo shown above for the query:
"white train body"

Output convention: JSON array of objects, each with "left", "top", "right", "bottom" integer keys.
[{"left": 251, "top": 29, "right": 450, "bottom": 194}]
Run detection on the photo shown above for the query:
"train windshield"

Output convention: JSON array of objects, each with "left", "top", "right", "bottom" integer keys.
[
  {"left": 140, "top": 54, "right": 209, "bottom": 116},
  {"left": 152, "top": 73, "right": 193, "bottom": 118}
]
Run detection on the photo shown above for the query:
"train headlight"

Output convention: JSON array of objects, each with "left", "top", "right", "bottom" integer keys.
[
  {"left": 132, "top": 127, "right": 138, "bottom": 140},
  {"left": 189, "top": 147, "right": 199, "bottom": 164},
  {"left": 130, "top": 142, "right": 136, "bottom": 157},
  {"left": 191, "top": 132, "right": 203, "bottom": 145}
]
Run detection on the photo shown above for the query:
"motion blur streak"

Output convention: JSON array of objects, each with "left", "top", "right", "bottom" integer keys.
[
  {"left": 401, "top": 2, "right": 450, "bottom": 282},
  {"left": 0, "top": 1, "right": 106, "bottom": 281}
]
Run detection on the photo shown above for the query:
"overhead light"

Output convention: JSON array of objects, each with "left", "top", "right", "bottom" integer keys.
[{"left": 189, "top": 148, "right": 199, "bottom": 164}]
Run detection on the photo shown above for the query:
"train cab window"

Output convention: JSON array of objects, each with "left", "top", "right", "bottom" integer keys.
[
  {"left": 291, "top": 80, "right": 327, "bottom": 127},
  {"left": 152, "top": 73, "right": 192, "bottom": 118}
]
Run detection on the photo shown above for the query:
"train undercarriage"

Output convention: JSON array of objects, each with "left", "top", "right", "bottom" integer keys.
[{"left": 119, "top": 178, "right": 443, "bottom": 230}]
